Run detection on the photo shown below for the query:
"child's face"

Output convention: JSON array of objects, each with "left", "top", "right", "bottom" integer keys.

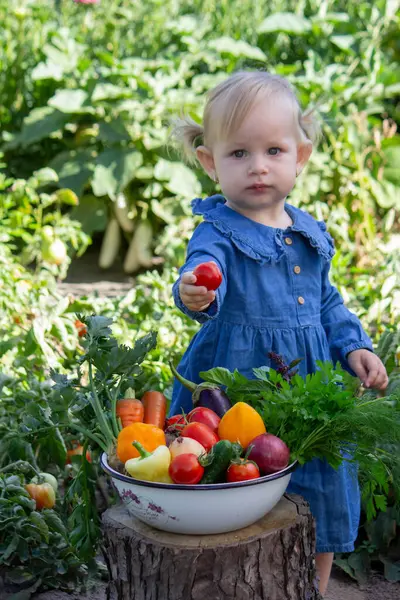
[{"left": 198, "top": 96, "right": 312, "bottom": 217}]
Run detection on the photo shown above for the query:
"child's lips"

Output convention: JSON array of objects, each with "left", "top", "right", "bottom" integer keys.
[{"left": 247, "top": 183, "right": 271, "bottom": 191}]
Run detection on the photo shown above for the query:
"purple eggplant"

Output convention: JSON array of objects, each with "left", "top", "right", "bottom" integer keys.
[{"left": 170, "top": 363, "right": 231, "bottom": 417}]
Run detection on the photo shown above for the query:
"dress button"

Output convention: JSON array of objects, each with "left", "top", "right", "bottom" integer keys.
[
  {"left": 298, "top": 296, "right": 305, "bottom": 305},
  {"left": 284, "top": 237, "right": 293, "bottom": 245},
  {"left": 294, "top": 266, "right": 301, "bottom": 274}
]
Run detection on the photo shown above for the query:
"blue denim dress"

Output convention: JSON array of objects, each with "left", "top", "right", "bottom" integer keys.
[{"left": 170, "top": 195, "right": 373, "bottom": 553}]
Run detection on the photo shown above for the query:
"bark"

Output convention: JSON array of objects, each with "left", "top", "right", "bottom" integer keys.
[{"left": 102, "top": 494, "right": 321, "bottom": 600}]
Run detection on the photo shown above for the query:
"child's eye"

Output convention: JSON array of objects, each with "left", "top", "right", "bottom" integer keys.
[
  {"left": 232, "top": 149, "right": 247, "bottom": 158},
  {"left": 268, "top": 148, "right": 281, "bottom": 156}
]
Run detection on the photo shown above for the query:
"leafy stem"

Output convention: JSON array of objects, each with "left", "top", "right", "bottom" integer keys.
[
  {"left": 0, "top": 460, "right": 41, "bottom": 477},
  {"left": 88, "top": 361, "right": 115, "bottom": 451},
  {"left": 105, "top": 384, "right": 120, "bottom": 439}
]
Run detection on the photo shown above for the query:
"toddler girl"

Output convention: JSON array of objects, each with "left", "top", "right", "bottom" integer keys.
[{"left": 169, "top": 71, "right": 388, "bottom": 596}]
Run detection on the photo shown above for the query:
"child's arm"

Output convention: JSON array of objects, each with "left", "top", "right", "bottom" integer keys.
[{"left": 320, "top": 262, "right": 387, "bottom": 389}]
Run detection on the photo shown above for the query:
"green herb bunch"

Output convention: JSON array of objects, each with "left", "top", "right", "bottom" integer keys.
[{"left": 200, "top": 360, "right": 400, "bottom": 520}]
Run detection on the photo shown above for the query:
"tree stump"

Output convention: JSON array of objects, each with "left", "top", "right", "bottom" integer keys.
[{"left": 102, "top": 494, "right": 321, "bottom": 600}]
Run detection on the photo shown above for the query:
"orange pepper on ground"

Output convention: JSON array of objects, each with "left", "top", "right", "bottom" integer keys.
[
  {"left": 117, "top": 422, "right": 166, "bottom": 463},
  {"left": 218, "top": 402, "right": 266, "bottom": 448}
]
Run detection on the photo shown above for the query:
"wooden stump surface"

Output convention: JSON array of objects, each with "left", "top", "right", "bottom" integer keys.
[{"left": 102, "top": 494, "right": 321, "bottom": 600}]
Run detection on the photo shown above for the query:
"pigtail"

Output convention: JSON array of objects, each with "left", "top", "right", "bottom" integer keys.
[
  {"left": 299, "top": 105, "right": 322, "bottom": 146},
  {"left": 169, "top": 115, "right": 204, "bottom": 164}
]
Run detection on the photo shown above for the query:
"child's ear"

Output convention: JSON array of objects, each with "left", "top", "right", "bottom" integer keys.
[
  {"left": 296, "top": 141, "right": 313, "bottom": 176},
  {"left": 196, "top": 146, "right": 217, "bottom": 181}
]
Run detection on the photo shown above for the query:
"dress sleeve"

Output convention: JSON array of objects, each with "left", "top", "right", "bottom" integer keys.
[
  {"left": 321, "top": 261, "right": 373, "bottom": 371},
  {"left": 172, "top": 224, "right": 228, "bottom": 324}
]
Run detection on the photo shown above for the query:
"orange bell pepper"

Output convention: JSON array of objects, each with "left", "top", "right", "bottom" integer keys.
[
  {"left": 218, "top": 402, "right": 266, "bottom": 448},
  {"left": 117, "top": 422, "right": 166, "bottom": 463}
]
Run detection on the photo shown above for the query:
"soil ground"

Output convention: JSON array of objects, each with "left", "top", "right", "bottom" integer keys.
[
  {"left": 20, "top": 567, "right": 400, "bottom": 600},
  {"left": 5, "top": 252, "right": 396, "bottom": 600}
]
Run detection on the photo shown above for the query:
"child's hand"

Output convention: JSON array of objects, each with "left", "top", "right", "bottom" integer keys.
[
  {"left": 347, "top": 349, "right": 388, "bottom": 391},
  {"left": 179, "top": 271, "right": 216, "bottom": 312}
]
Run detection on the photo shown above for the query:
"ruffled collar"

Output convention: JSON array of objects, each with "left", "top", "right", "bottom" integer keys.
[{"left": 192, "top": 195, "right": 334, "bottom": 263}]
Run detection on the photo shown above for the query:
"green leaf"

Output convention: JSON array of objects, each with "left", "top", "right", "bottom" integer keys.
[
  {"left": 98, "top": 118, "right": 131, "bottom": 143},
  {"left": 330, "top": 35, "right": 355, "bottom": 51},
  {"left": 374, "top": 494, "right": 387, "bottom": 512},
  {"left": 92, "top": 83, "right": 131, "bottom": 102},
  {"left": 4, "top": 108, "right": 69, "bottom": 150},
  {"left": 32, "top": 168, "right": 59, "bottom": 186},
  {"left": 31, "top": 61, "right": 64, "bottom": 81},
  {"left": 347, "top": 550, "right": 370, "bottom": 584},
  {"left": 92, "top": 149, "right": 143, "bottom": 200},
  {"left": 30, "top": 511, "right": 50, "bottom": 539},
  {"left": 334, "top": 557, "right": 358, "bottom": 580},
  {"left": 32, "top": 319, "right": 58, "bottom": 368},
  {"left": 49, "top": 149, "right": 96, "bottom": 196},
  {"left": 382, "top": 145, "right": 400, "bottom": 185},
  {"left": 70, "top": 194, "right": 108, "bottom": 234},
  {"left": 2, "top": 534, "right": 19, "bottom": 561},
  {"left": 154, "top": 159, "right": 201, "bottom": 197},
  {"left": 91, "top": 332, "right": 157, "bottom": 378},
  {"left": 199, "top": 367, "right": 234, "bottom": 387},
  {"left": 380, "top": 557, "right": 400, "bottom": 582},
  {"left": 43, "top": 510, "right": 67, "bottom": 536},
  {"left": 381, "top": 274, "right": 397, "bottom": 298},
  {"left": 258, "top": 12, "right": 312, "bottom": 34},
  {"left": 208, "top": 37, "right": 266, "bottom": 61},
  {"left": 48, "top": 89, "right": 92, "bottom": 114},
  {"left": 86, "top": 316, "right": 114, "bottom": 339}
]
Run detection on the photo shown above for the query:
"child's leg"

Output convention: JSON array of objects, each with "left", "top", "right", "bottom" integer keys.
[{"left": 315, "top": 552, "right": 334, "bottom": 596}]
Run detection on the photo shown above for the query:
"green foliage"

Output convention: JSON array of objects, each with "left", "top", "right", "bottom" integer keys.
[
  {"left": 0, "top": 0, "right": 399, "bottom": 589},
  {"left": 201, "top": 358, "right": 400, "bottom": 519},
  {"left": 0, "top": 474, "right": 86, "bottom": 594},
  {"left": 0, "top": 1, "right": 398, "bottom": 333},
  {"left": 0, "top": 172, "right": 90, "bottom": 280}
]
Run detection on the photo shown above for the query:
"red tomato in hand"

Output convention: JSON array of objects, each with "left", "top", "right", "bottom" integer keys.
[
  {"left": 181, "top": 422, "right": 219, "bottom": 452},
  {"left": 169, "top": 453, "right": 204, "bottom": 484},
  {"left": 187, "top": 407, "right": 220, "bottom": 433},
  {"left": 226, "top": 461, "right": 260, "bottom": 482},
  {"left": 193, "top": 262, "right": 222, "bottom": 291}
]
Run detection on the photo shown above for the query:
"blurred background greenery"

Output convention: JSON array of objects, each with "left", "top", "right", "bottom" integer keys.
[{"left": 0, "top": 0, "right": 399, "bottom": 593}]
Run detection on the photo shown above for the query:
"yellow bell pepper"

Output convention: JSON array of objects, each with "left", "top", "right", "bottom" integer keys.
[
  {"left": 125, "top": 441, "right": 173, "bottom": 483},
  {"left": 218, "top": 402, "right": 266, "bottom": 448}
]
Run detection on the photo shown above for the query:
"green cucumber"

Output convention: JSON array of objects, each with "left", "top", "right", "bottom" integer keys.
[{"left": 200, "top": 440, "right": 236, "bottom": 484}]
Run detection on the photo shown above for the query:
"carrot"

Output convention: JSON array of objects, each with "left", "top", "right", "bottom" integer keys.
[
  {"left": 142, "top": 391, "right": 167, "bottom": 429},
  {"left": 116, "top": 388, "right": 144, "bottom": 429}
]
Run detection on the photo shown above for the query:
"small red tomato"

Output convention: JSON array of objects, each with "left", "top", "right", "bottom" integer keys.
[
  {"left": 181, "top": 422, "right": 219, "bottom": 452},
  {"left": 66, "top": 445, "right": 91, "bottom": 464},
  {"left": 226, "top": 460, "right": 260, "bottom": 483},
  {"left": 193, "top": 262, "right": 222, "bottom": 291},
  {"left": 169, "top": 453, "right": 204, "bottom": 484},
  {"left": 74, "top": 319, "right": 87, "bottom": 337},
  {"left": 187, "top": 407, "right": 220, "bottom": 433},
  {"left": 165, "top": 414, "right": 185, "bottom": 428}
]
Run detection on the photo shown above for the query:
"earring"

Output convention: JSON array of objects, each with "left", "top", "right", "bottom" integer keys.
[{"left": 213, "top": 173, "right": 219, "bottom": 184}]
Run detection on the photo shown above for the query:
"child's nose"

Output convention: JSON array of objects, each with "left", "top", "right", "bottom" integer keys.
[{"left": 249, "top": 156, "right": 269, "bottom": 175}]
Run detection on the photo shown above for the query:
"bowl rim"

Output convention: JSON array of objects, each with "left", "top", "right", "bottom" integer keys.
[{"left": 100, "top": 452, "right": 297, "bottom": 491}]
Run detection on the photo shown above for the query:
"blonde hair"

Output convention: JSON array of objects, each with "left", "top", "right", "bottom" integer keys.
[{"left": 172, "top": 71, "right": 321, "bottom": 163}]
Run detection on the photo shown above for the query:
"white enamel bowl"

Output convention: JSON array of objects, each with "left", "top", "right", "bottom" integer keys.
[{"left": 101, "top": 452, "right": 297, "bottom": 535}]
